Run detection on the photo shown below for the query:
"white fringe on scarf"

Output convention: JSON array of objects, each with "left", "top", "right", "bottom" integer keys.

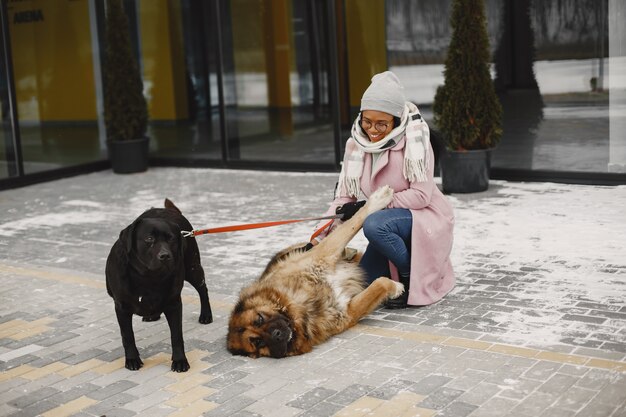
[{"left": 339, "top": 102, "right": 430, "bottom": 198}]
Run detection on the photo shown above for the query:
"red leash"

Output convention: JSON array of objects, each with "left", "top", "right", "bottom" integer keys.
[
  {"left": 182, "top": 215, "right": 340, "bottom": 238},
  {"left": 309, "top": 219, "right": 334, "bottom": 241}
]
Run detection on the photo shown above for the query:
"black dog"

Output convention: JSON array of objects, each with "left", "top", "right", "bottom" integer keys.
[{"left": 105, "top": 199, "right": 213, "bottom": 372}]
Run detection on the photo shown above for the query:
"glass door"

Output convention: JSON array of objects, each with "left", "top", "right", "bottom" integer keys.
[
  {"left": 0, "top": 4, "right": 17, "bottom": 180},
  {"left": 136, "top": 0, "right": 222, "bottom": 161},
  {"left": 7, "top": 0, "right": 105, "bottom": 174},
  {"left": 219, "top": 0, "right": 336, "bottom": 165}
]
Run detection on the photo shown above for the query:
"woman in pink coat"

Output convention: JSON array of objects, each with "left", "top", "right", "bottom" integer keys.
[{"left": 312, "top": 71, "right": 455, "bottom": 308}]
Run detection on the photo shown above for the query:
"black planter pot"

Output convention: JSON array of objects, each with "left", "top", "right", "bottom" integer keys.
[
  {"left": 441, "top": 148, "right": 492, "bottom": 193},
  {"left": 107, "top": 137, "right": 149, "bottom": 174}
]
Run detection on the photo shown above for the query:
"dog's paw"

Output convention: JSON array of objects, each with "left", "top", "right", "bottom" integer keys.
[
  {"left": 171, "top": 358, "right": 190, "bottom": 373},
  {"left": 199, "top": 312, "right": 213, "bottom": 324},
  {"left": 390, "top": 281, "right": 405, "bottom": 299},
  {"left": 366, "top": 185, "right": 394, "bottom": 214},
  {"left": 125, "top": 357, "right": 144, "bottom": 371}
]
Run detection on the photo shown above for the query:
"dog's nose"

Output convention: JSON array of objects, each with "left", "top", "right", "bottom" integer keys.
[
  {"left": 158, "top": 250, "right": 171, "bottom": 261},
  {"left": 271, "top": 328, "right": 283, "bottom": 340}
]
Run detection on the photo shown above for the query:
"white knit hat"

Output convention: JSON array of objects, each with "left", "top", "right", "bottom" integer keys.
[{"left": 360, "top": 71, "right": 406, "bottom": 118}]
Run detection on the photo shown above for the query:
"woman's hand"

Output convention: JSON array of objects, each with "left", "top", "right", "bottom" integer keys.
[{"left": 336, "top": 201, "right": 366, "bottom": 220}]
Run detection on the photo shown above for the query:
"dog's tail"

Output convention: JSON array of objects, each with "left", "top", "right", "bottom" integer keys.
[{"left": 164, "top": 198, "right": 182, "bottom": 214}]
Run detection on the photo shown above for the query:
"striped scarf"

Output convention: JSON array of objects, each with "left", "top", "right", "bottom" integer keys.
[{"left": 338, "top": 102, "right": 430, "bottom": 198}]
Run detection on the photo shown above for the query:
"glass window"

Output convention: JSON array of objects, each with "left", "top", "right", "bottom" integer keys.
[
  {"left": 493, "top": 0, "right": 611, "bottom": 173},
  {"left": 386, "top": 0, "right": 622, "bottom": 176},
  {"left": 2, "top": 0, "right": 624, "bottom": 187},
  {"left": 0, "top": 18, "right": 15, "bottom": 180},
  {"left": 8, "top": 0, "right": 105, "bottom": 174},
  {"left": 221, "top": 0, "right": 336, "bottom": 165},
  {"left": 386, "top": 0, "right": 452, "bottom": 118},
  {"left": 136, "top": 0, "right": 222, "bottom": 161},
  {"left": 607, "top": 0, "right": 625, "bottom": 174}
]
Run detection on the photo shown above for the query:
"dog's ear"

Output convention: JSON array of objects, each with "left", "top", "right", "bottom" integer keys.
[
  {"left": 106, "top": 220, "right": 139, "bottom": 292},
  {"left": 233, "top": 300, "right": 245, "bottom": 315},
  {"left": 119, "top": 218, "right": 140, "bottom": 255},
  {"left": 164, "top": 198, "right": 182, "bottom": 214}
]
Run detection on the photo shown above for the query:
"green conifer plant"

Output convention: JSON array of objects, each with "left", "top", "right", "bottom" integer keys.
[
  {"left": 433, "top": 0, "right": 502, "bottom": 151},
  {"left": 103, "top": 0, "right": 148, "bottom": 141}
]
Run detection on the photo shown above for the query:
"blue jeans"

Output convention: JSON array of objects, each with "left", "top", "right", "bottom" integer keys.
[{"left": 359, "top": 208, "right": 412, "bottom": 284}]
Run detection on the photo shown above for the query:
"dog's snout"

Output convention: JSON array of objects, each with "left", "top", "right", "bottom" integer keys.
[
  {"left": 158, "top": 249, "right": 171, "bottom": 261},
  {"left": 271, "top": 328, "right": 283, "bottom": 340}
]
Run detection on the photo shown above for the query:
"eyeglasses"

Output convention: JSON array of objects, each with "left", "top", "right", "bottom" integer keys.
[{"left": 361, "top": 118, "right": 392, "bottom": 133}]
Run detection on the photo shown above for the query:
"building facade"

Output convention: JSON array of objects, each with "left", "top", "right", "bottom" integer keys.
[{"left": 1, "top": 0, "right": 625, "bottom": 189}]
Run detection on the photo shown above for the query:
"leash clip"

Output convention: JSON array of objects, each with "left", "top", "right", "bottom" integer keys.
[{"left": 181, "top": 230, "right": 195, "bottom": 238}]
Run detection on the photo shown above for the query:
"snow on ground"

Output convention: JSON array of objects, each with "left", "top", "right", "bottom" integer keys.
[
  {"left": 447, "top": 180, "right": 626, "bottom": 346},
  {"left": 0, "top": 169, "right": 624, "bottom": 349}
]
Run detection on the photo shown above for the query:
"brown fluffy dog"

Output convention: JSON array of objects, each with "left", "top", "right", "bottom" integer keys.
[{"left": 227, "top": 186, "right": 404, "bottom": 358}]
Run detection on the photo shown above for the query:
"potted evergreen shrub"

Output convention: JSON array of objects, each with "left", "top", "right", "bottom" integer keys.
[
  {"left": 103, "top": 0, "right": 149, "bottom": 174},
  {"left": 433, "top": 0, "right": 502, "bottom": 193}
]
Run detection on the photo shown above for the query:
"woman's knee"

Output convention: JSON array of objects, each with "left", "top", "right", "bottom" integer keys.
[
  {"left": 362, "top": 211, "right": 386, "bottom": 239},
  {"left": 363, "top": 209, "right": 411, "bottom": 238}
]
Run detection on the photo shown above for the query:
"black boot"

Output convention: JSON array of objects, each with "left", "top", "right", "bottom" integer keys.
[{"left": 385, "top": 272, "right": 410, "bottom": 309}]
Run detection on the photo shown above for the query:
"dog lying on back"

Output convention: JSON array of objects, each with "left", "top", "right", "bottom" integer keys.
[
  {"left": 106, "top": 199, "right": 212, "bottom": 372},
  {"left": 227, "top": 186, "right": 403, "bottom": 358}
]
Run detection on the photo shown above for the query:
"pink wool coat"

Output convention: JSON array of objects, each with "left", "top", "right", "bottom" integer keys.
[{"left": 315, "top": 136, "right": 455, "bottom": 306}]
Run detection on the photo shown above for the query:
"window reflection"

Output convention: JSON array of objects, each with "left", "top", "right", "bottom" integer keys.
[
  {"left": 137, "top": 0, "right": 221, "bottom": 161},
  {"left": 386, "top": 0, "right": 615, "bottom": 173},
  {"left": 0, "top": 0, "right": 624, "bottom": 186},
  {"left": 8, "top": 0, "right": 105, "bottom": 174},
  {"left": 223, "top": 0, "right": 335, "bottom": 164}
]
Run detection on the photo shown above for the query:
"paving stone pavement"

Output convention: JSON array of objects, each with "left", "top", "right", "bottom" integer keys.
[{"left": 0, "top": 167, "right": 625, "bottom": 417}]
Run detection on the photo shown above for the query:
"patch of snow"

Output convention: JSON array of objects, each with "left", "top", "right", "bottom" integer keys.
[{"left": 0, "top": 212, "right": 109, "bottom": 237}]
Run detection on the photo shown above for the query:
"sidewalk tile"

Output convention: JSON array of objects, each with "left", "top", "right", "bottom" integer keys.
[
  {"left": 40, "top": 396, "right": 98, "bottom": 417},
  {"left": 165, "top": 372, "right": 214, "bottom": 394},
  {"left": 21, "top": 362, "right": 70, "bottom": 380},
  {"left": 334, "top": 396, "right": 386, "bottom": 417},
  {"left": 165, "top": 385, "right": 216, "bottom": 407},
  {"left": 1, "top": 169, "right": 625, "bottom": 417},
  {"left": 168, "top": 399, "right": 219, "bottom": 417}
]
